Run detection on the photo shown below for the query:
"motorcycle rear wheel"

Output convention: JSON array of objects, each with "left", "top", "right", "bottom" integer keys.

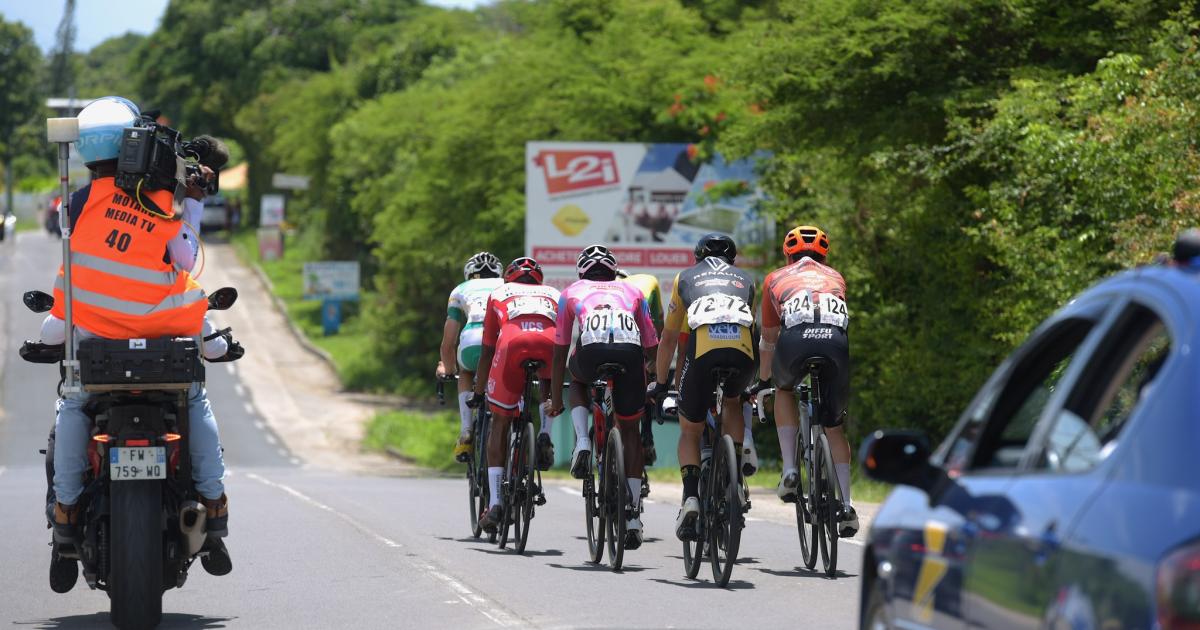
[{"left": 109, "top": 480, "right": 163, "bottom": 630}]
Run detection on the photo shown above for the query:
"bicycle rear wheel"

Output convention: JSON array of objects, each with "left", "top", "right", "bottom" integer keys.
[
  {"left": 498, "top": 426, "right": 516, "bottom": 549},
  {"left": 708, "top": 434, "right": 743, "bottom": 587},
  {"left": 815, "top": 432, "right": 839, "bottom": 577},
  {"left": 515, "top": 421, "right": 536, "bottom": 554},
  {"left": 467, "top": 451, "right": 482, "bottom": 539},
  {"left": 586, "top": 449, "right": 604, "bottom": 564},
  {"left": 796, "top": 429, "right": 817, "bottom": 569},
  {"left": 603, "top": 426, "right": 627, "bottom": 571}
]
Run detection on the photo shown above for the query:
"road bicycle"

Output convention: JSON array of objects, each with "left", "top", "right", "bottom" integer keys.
[
  {"left": 438, "top": 375, "right": 493, "bottom": 542},
  {"left": 496, "top": 360, "right": 546, "bottom": 554},
  {"left": 661, "top": 367, "right": 746, "bottom": 587},
  {"left": 756, "top": 361, "right": 844, "bottom": 577},
  {"left": 581, "top": 362, "right": 637, "bottom": 571}
]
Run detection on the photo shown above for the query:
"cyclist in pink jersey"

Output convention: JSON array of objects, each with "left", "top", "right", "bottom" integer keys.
[{"left": 548, "top": 245, "right": 658, "bottom": 548}]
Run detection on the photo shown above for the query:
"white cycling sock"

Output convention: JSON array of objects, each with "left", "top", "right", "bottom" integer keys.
[
  {"left": 742, "top": 401, "right": 755, "bottom": 445},
  {"left": 627, "top": 478, "right": 642, "bottom": 513},
  {"left": 488, "top": 467, "right": 502, "bottom": 508},
  {"left": 540, "top": 404, "right": 553, "bottom": 436},
  {"left": 571, "top": 406, "right": 590, "bottom": 449},
  {"left": 777, "top": 425, "right": 799, "bottom": 471},
  {"left": 458, "top": 391, "right": 473, "bottom": 437},
  {"left": 835, "top": 462, "right": 852, "bottom": 505}
]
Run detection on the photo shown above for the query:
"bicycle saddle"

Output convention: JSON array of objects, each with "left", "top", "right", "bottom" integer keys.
[
  {"left": 521, "top": 359, "right": 545, "bottom": 371},
  {"left": 595, "top": 362, "right": 626, "bottom": 377}
]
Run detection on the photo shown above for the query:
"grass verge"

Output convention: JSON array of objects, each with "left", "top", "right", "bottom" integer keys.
[
  {"left": 229, "top": 229, "right": 389, "bottom": 391},
  {"left": 14, "top": 216, "right": 41, "bottom": 233},
  {"left": 365, "top": 409, "right": 892, "bottom": 502}
]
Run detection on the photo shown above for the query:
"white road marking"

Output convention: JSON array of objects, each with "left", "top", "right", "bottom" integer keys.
[
  {"left": 264, "top": 434, "right": 277, "bottom": 445},
  {"left": 224, "top": 363, "right": 235, "bottom": 375},
  {"left": 841, "top": 538, "right": 865, "bottom": 547},
  {"left": 245, "top": 472, "right": 520, "bottom": 627},
  {"left": 289, "top": 457, "right": 301, "bottom": 466},
  {"left": 233, "top": 383, "right": 246, "bottom": 397},
  {"left": 558, "top": 486, "right": 581, "bottom": 497},
  {"left": 277, "top": 448, "right": 289, "bottom": 458},
  {"left": 242, "top": 402, "right": 254, "bottom": 415},
  {"left": 253, "top": 420, "right": 266, "bottom": 430},
  {"left": 0, "top": 466, "right": 6, "bottom": 478}
]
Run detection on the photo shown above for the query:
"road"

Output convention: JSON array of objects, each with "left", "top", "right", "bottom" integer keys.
[{"left": 0, "top": 232, "right": 863, "bottom": 629}]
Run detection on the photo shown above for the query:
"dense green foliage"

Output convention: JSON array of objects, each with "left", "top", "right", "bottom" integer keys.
[
  {"left": 9, "top": 1, "right": 1200, "bottom": 441},
  {"left": 0, "top": 17, "right": 45, "bottom": 183}
]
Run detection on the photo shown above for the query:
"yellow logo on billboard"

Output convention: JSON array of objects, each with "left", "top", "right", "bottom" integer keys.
[{"left": 552, "top": 204, "right": 589, "bottom": 236}]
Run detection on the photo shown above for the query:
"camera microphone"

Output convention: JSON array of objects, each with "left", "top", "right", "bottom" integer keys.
[{"left": 188, "top": 135, "right": 230, "bottom": 170}]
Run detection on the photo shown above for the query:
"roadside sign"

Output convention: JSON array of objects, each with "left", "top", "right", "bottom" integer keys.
[
  {"left": 260, "top": 194, "right": 285, "bottom": 227},
  {"left": 258, "top": 227, "right": 283, "bottom": 261},
  {"left": 303, "top": 261, "right": 360, "bottom": 301},
  {"left": 272, "top": 173, "right": 311, "bottom": 191}
]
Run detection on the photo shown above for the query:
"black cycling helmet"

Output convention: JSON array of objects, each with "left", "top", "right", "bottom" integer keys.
[{"left": 695, "top": 233, "right": 737, "bottom": 263}]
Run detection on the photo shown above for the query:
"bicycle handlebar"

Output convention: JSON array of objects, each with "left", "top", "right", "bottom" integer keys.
[{"left": 435, "top": 373, "right": 457, "bottom": 406}]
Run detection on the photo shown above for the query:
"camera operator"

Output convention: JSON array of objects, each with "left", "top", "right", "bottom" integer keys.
[{"left": 37, "top": 96, "right": 235, "bottom": 584}]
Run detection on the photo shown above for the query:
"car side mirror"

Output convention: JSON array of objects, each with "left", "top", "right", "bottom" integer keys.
[
  {"left": 207, "top": 287, "right": 238, "bottom": 311},
  {"left": 860, "top": 430, "right": 942, "bottom": 491},
  {"left": 23, "top": 290, "right": 55, "bottom": 313}
]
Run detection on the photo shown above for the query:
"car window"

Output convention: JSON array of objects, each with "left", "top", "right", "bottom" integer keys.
[
  {"left": 1035, "top": 303, "right": 1171, "bottom": 473},
  {"left": 942, "top": 317, "right": 1096, "bottom": 476}
]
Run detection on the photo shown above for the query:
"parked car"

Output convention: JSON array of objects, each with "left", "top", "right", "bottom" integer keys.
[
  {"left": 200, "top": 195, "right": 227, "bottom": 232},
  {"left": 859, "top": 261, "right": 1200, "bottom": 629}
]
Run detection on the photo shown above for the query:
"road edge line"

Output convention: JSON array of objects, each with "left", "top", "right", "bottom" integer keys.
[{"left": 244, "top": 472, "right": 523, "bottom": 627}]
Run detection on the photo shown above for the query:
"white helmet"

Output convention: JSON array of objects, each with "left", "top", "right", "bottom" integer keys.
[
  {"left": 76, "top": 96, "right": 141, "bottom": 165},
  {"left": 576, "top": 245, "right": 618, "bottom": 278},
  {"left": 463, "top": 251, "right": 502, "bottom": 279}
]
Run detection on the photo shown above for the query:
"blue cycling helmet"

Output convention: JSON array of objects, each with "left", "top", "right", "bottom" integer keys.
[{"left": 75, "top": 96, "right": 141, "bottom": 165}]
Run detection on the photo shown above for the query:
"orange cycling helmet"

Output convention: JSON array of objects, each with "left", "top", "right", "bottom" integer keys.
[{"left": 782, "top": 226, "right": 829, "bottom": 259}]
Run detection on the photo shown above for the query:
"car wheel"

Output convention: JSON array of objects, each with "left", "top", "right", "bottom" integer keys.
[{"left": 861, "top": 577, "right": 889, "bottom": 630}]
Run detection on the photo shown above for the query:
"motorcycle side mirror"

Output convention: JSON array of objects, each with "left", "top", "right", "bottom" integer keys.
[
  {"left": 207, "top": 287, "right": 238, "bottom": 311},
  {"left": 23, "top": 290, "right": 55, "bottom": 313}
]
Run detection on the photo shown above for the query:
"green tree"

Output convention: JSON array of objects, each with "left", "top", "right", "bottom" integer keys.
[{"left": 0, "top": 18, "right": 44, "bottom": 235}]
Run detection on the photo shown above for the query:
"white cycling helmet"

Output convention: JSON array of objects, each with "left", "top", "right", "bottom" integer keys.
[
  {"left": 76, "top": 96, "right": 141, "bottom": 165},
  {"left": 463, "top": 251, "right": 502, "bottom": 279},
  {"left": 576, "top": 245, "right": 618, "bottom": 278}
]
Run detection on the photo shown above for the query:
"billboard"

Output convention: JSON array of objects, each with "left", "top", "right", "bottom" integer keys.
[{"left": 525, "top": 142, "right": 771, "bottom": 294}]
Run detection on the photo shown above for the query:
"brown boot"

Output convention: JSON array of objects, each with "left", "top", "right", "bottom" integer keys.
[
  {"left": 52, "top": 502, "right": 81, "bottom": 543},
  {"left": 201, "top": 494, "right": 228, "bottom": 538}
]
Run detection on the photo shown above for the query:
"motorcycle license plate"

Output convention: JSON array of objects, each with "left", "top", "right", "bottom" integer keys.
[{"left": 109, "top": 447, "right": 166, "bottom": 481}]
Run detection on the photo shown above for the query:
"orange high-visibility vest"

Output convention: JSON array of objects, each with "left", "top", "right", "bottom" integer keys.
[{"left": 51, "top": 178, "right": 207, "bottom": 339}]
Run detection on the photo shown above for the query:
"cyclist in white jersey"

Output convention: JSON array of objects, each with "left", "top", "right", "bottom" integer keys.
[{"left": 437, "top": 252, "right": 503, "bottom": 461}]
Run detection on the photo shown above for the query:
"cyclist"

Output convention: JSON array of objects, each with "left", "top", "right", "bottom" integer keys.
[
  {"left": 757, "top": 226, "right": 858, "bottom": 536},
  {"left": 469, "top": 257, "right": 560, "bottom": 532},
  {"left": 616, "top": 268, "right": 663, "bottom": 466},
  {"left": 548, "top": 245, "right": 659, "bottom": 548},
  {"left": 649, "top": 234, "right": 756, "bottom": 541},
  {"left": 438, "top": 252, "right": 503, "bottom": 462}
]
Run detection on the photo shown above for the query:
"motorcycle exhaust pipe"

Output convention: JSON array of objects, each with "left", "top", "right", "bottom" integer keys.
[{"left": 179, "top": 501, "right": 207, "bottom": 556}]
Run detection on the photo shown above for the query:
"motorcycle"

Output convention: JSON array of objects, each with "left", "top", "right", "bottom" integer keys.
[{"left": 19, "top": 286, "right": 242, "bottom": 630}]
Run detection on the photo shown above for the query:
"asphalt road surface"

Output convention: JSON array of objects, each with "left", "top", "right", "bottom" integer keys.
[{"left": 0, "top": 232, "right": 863, "bottom": 629}]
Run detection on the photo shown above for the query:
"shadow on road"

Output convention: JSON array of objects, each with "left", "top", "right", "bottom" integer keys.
[
  {"left": 546, "top": 562, "right": 653, "bottom": 573},
  {"left": 756, "top": 566, "right": 858, "bottom": 580},
  {"left": 648, "top": 578, "right": 755, "bottom": 590},
  {"left": 13, "top": 613, "right": 236, "bottom": 629},
  {"left": 471, "top": 547, "right": 564, "bottom": 558}
]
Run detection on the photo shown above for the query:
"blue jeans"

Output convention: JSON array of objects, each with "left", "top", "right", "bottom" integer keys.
[{"left": 53, "top": 384, "right": 225, "bottom": 504}]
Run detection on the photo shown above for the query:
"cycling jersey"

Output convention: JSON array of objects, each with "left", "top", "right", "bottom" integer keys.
[
  {"left": 621, "top": 273, "right": 664, "bottom": 332},
  {"left": 762, "top": 257, "right": 850, "bottom": 427},
  {"left": 447, "top": 277, "right": 503, "bottom": 371},
  {"left": 481, "top": 282, "right": 561, "bottom": 411},
  {"left": 556, "top": 279, "right": 658, "bottom": 418},
  {"left": 664, "top": 258, "right": 757, "bottom": 421},
  {"left": 761, "top": 258, "right": 848, "bottom": 331}
]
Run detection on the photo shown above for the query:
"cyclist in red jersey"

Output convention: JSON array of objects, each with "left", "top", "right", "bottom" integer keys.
[
  {"left": 757, "top": 226, "right": 859, "bottom": 537},
  {"left": 469, "top": 257, "right": 561, "bottom": 533}
]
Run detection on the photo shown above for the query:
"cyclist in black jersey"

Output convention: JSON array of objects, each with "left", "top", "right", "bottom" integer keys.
[{"left": 650, "top": 234, "right": 758, "bottom": 541}]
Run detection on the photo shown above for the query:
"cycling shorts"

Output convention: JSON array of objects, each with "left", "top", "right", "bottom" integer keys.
[
  {"left": 485, "top": 321, "right": 555, "bottom": 413},
  {"left": 569, "top": 342, "right": 646, "bottom": 420},
  {"left": 772, "top": 323, "right": 849, "bottom": 428},
  {"left": 457, "top": 324, "right": 484, "bottom": 372},
  {"left": 677, "top": 324, "right": 755, "bottom": 423}
]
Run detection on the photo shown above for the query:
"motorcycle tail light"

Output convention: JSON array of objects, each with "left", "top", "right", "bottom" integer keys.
[
  {"left": 163, "top": 433, "right": 182, "bottom": 442},
  {"left": 92, "top": 434, "right": 111, "bottom": 443},
  {"left": 1157, "top": 540, "right": 1200, "bottom": 630},
  {"left": 124, "top": 438, "right": 150, "bottom": 447}
]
